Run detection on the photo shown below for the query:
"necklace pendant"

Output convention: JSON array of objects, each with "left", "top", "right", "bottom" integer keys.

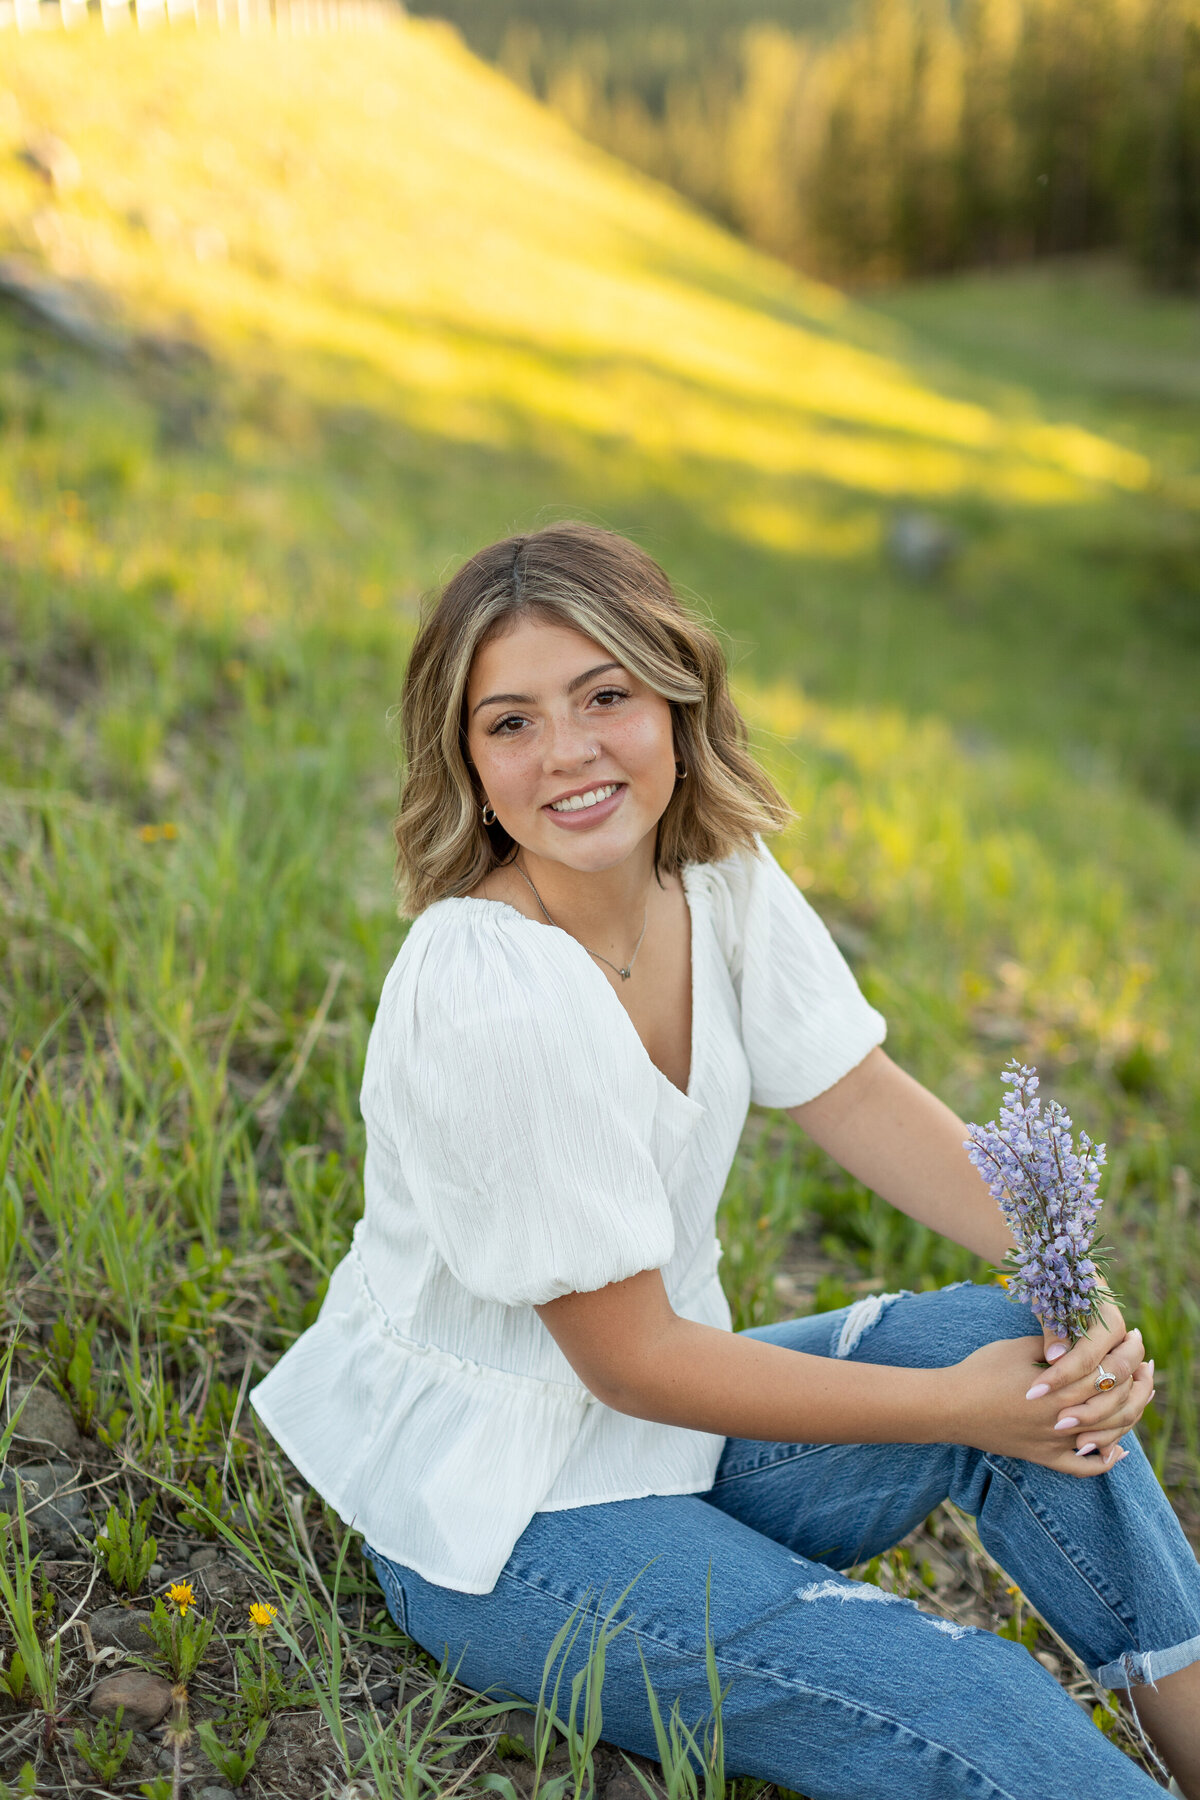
[{"left": 511, "top": 858, "right": 647, "bottom": 985}]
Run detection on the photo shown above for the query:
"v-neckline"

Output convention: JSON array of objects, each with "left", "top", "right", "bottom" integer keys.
[{"left": 445, "top": 866, "right": 703, "bottom": 1105}]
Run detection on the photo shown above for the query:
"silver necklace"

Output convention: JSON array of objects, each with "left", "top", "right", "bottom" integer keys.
[{"left": 513, "top": 859, "right": 649, "bottom": 982}]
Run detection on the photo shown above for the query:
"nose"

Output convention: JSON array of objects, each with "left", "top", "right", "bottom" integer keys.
[{"left": 542, "top": 709, "right": 597, "bottom": 771}]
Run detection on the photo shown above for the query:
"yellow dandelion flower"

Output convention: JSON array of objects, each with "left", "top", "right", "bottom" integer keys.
[
  {"left": 248, "top": 1601, "right": 278, "bottom": 1632},
  {"left": 160, "top": 822, "right": 179, "bottom": 841},
  {"left": 138, "top": 824, "right": 160, "bottom": 843},
  {"left": 168, "top": 1580, "right": 195, "bottom": 1616}
]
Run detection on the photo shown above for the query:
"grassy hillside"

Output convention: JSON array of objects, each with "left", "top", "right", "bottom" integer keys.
[{"left": 1, "top": 19, "right": 1198, "bottom": 1792}]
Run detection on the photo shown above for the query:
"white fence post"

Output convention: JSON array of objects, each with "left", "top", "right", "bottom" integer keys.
[{"left": 2, "top": 0, "right": 400, "bottom": 29}]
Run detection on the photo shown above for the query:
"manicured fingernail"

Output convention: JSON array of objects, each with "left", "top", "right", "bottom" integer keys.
[
  {"left": 1045, "top": 1344, "right": 1067, "bottom": 1362},
  {"left": 1026, "top": 1382, "right": 1051, "bottom": 1399},
  {"left": 1149, "top": 1389, "right": 1157, "bottom": 1402},
  {"left": 1075, "top": 1443, "right": 1099, "bottom": 1457},
  {"left": 1113, "top": 1448, "right": 1129, "bottom": 1462},
  {"left": 1053, "top": 1417, "right": 1080, "bottom": 1431}
]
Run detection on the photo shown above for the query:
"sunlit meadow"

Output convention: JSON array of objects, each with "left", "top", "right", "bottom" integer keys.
[{"left": 1, "top": 17, "right": 1198, "bottom": 1793}]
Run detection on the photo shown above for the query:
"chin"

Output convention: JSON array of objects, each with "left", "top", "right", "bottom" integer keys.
[
  {"left": 539, "top": 838, "right": 639, "bottom": 873},
  {"left": 531, "top": 819, "right": 656, "bottom": 872}
]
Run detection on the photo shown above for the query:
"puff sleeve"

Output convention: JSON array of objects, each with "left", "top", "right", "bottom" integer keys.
[
  {"left": 708, "top": 840, "right": 887, "bottom": 1109},
  {"left": 377, "top": 904, "right": 676, "bottom": 1308}
]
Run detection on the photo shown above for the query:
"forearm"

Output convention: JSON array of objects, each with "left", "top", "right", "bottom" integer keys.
[
  {"left": 591, "top": 1310, "right": 955, "bottom": 1445},
  {"left": 538, "top": 1268, "right": 1145, "bottom": 1473},
  {"left": 790, "top": 1049, "right": 1017, "bottom": 1265}
]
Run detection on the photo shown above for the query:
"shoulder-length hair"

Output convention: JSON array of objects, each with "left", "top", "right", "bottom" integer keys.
[{"left": 394, "top": 521, "right": 791, "bottom": 914}]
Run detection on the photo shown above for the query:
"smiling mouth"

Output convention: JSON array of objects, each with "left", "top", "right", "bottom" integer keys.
[{"left": 546, "top": 782, "right": 622, "bottom": 814}]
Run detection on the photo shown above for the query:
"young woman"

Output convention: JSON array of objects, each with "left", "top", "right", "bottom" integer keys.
[{"left": 252, "top": 523, "right": 1200, "bottom": 1800}]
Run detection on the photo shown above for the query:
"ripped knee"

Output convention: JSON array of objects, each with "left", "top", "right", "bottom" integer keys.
[
  {"left": 830, "top": 1290, "right": 911, "bottom": 1358},
  {"left": 795, "top": 1576, "right": 971, "bottom": 1641},
  {"left": 830, "top": 1280, "right": 1043, "bottom": 1363}
]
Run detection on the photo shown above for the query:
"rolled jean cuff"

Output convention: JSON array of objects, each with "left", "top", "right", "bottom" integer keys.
[{"left": 1090, "top": 1630, "right": 1200, "bottom": 1690}]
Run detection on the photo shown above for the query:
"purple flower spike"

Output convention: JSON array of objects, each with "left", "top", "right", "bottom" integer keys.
[{"left": 965, "top": 1060, "right": 1109, "bottom": 1342}]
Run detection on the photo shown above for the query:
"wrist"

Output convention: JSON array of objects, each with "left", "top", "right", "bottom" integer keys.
[
  {"left": 863, "top": 1365, "right": 963, "bottom": 1448},
  {"left": 927, "top": 1360, "right": 973, "bottom": 1448}
]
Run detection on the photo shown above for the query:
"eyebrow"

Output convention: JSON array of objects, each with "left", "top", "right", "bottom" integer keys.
[{"left": 470, "top": 662, "right": 624, "bottom": 717}]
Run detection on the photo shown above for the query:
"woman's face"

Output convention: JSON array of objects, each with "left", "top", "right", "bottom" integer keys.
[{"left": 465, "top": 615, "right": 678, "bottom": 874}]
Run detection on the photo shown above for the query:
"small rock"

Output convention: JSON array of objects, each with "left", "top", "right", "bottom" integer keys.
[
  {"left": 88, "top": 1605, "right": 155, "bottom": 1654},
  {"left": 189, "top": 1545, "right": 220, "bottom": 1570},
  {"left": 0, "top": 256, "right": 125, "bottom": 360},
  {"left": 343, "top": 1726, "right": 365, "bottom": 1762},
  {"left": 89, "top": 1669, "right": 173, "bottom": 1731},
  {"left": 1035, "top": 1649, "right": 1062, "bottom": 1676},
  {"left": 12, "top": 1461, "right": 85, "bottom": 1535},
  {"left": 495, "top": 1708, "right": 540, "bottom": 1752},
  {"left": 368, "top": 1680, "right": 396, "bottom": 1708},
  {"left": 10, "top": 1386, "right": 81, "bottom": 1456},
  {"left": 886, "top": 509, "right": 960, "bottom": 581},
  {"left": 196, "top": 1788, "right": 237, "bottom": 1800},
  {"left": 148, "top": 1562, "right": 165, "bottom": 1584}
]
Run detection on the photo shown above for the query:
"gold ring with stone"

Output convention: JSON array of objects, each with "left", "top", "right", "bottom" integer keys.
[{"left": 1094, "top": 1365, "right": 1117, "bottom": 1392}]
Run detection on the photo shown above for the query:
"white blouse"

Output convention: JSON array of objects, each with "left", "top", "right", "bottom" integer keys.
[{"left": 250, "top": 841, "right": 886, "bottom": 1594}]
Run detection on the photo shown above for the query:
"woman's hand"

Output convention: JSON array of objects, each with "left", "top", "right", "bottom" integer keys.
[
  {"left": 947, "top": 1334, "right": 1153, "bottom": 1476},
  {"left": 1034, "top": 1293, "right": 1154, "bottom": 1458}
]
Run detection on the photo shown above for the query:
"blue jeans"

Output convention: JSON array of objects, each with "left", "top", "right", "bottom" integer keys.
[{"left": 367, "top": 1283, "right": 1200, "bottom": 1800}]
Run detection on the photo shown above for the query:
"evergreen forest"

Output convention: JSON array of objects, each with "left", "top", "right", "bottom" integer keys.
[{"left": 410, "top": 0, "right": 1200, "bottom": 288}]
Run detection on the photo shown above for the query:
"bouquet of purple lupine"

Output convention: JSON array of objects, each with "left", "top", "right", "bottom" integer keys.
[{"left": 965, "top": 1060, "right": 1110, "bottom": 1343}]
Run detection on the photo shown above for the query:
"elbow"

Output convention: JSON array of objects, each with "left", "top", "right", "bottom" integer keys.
[
  {"left": 535, "top": 1269, "right": 684, "bottom": 1421},
  {"left": 570, "top": 1336, "right": 680, "bottom": 1420},
  {"left": 583, "top": 1337, "right": 697, "bottom": 1423},
  {"left": 576, "top": 1361, "right": 655, "bottom": 1418}
]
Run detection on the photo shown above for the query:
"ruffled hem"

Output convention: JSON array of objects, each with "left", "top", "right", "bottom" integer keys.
[{"left": 250, "top": 1252, "right": 595, "bottom": 1593}]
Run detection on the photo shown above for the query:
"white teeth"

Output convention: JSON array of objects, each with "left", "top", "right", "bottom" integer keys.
[{"left": 550, "top": 783, "right": 618, "bottom": 813}]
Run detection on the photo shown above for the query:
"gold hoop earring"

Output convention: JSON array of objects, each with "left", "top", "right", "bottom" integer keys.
[
  {"left": 481, "top": 800, "right": 497, "bottom": 826},
  {"left": 675, "top": 761, "right": 687, "bottom": 780}
]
